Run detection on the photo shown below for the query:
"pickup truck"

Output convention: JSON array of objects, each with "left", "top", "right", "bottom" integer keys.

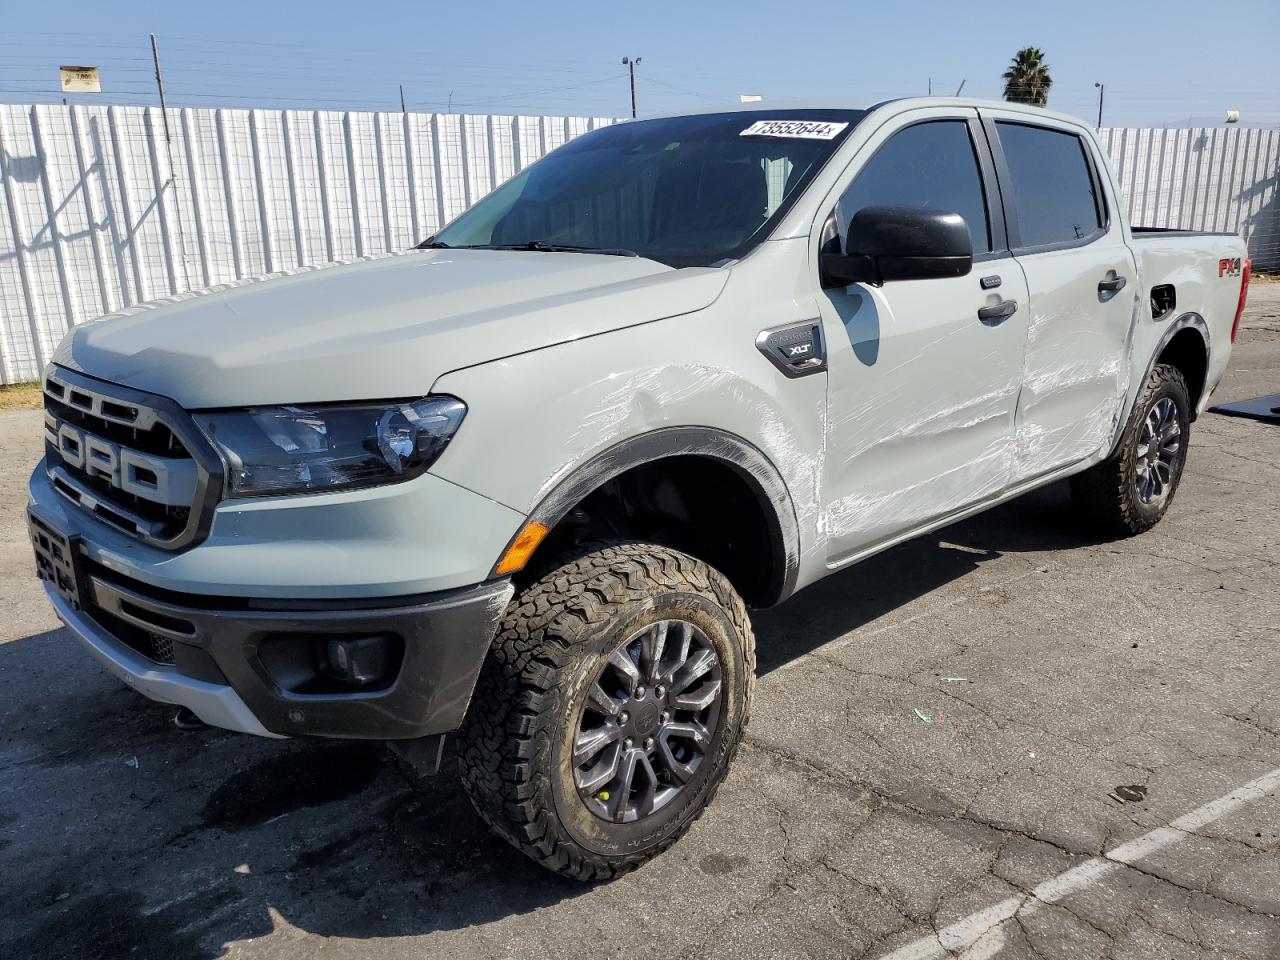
[{"left": 28, "top": 98, "right": 1250, "bottom": 881}]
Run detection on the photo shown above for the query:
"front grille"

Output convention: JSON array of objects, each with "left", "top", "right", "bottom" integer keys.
[
  {"left": 149, "top": 634, "right": 176, "bottom": 665},
  {"left": 42, "top": 368, "right": 221, "bottom": 550}
]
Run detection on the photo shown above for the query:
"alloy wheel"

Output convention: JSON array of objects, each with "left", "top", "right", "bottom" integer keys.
[
  {"left": 572, "top": 619, "right": 724, "bottom": 823},
  {"left": 1135, "top": 397, "right": 1181, "bottom": 504}
]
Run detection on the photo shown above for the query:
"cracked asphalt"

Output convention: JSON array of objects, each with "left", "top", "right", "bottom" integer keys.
[{"left": 2, "top": 288, "right": 1278, "bottom": 959}]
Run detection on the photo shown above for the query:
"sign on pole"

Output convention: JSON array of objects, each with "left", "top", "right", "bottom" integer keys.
[{"left": 59, "top": 66, "right": 101, "bottom": 93}]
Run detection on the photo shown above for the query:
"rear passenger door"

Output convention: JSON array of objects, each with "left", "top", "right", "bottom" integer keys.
[
  {"left": 814, "top": 109, "right": 1031, "bottom": 565},
  {"left": 982, "top": 113, "right": 1139, "bottom": 480}
]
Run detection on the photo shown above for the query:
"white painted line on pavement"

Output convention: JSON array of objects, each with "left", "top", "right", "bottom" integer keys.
[{"left": 876, "top": 765, "right": 1280, "bottom": 960}]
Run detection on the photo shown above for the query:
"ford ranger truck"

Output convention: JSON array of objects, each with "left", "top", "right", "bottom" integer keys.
[{"left": 28, "top": 99, "right": 1250, "bottom": 880}]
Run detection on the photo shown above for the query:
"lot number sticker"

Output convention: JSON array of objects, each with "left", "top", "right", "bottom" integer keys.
[{"left": 740, "top": 120, "right": 848, "bottom": 140}]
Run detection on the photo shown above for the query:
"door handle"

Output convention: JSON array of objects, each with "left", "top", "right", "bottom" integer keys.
[
  {"left": 977, "top": 299, "right": 1018, "bottom": 325},
  {"left": 1098, "top": 275, "right": 1127, "bottom": 300}
]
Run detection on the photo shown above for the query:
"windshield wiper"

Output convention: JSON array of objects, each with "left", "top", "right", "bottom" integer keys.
[
  {"left": 473, "top": 240, "right": 640, "bottom": 258},
  {"left": 417, "top": 238, "right": 640, "bottom": 257}
]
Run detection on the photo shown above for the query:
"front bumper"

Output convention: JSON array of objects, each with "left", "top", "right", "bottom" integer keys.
[
  {"left": 42, "top": 566, "right": 513, "bottom": 739},
  {"left": 28, "top": 438, "right": 523, "bottom": 739},
  {"left": 44, "top": 584, "right": 281, "bottom": 737},
  {"left": 32, "top": 504, "right": 515, "bottom": 739}
]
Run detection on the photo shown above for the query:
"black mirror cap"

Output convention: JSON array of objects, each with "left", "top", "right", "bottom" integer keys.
[
  {"left": 825, "top": 206, "right": 973, "bottom": 287},
  {"left": 820, "top": 251, "right": 878, "bottom": 287}
]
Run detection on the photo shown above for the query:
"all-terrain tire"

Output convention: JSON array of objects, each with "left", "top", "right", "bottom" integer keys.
[
  {"left": 457, "top": 541, "right": 755, "bottom": 882},
  {"left": 1069, "top": 363, "right": 1191, "bottom": 536}
]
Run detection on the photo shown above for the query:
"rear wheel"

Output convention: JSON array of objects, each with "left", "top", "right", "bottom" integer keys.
[
  {"left": 457, "top": 541, "right": 754, "bottom": 881},
  {"left": 1070, "top": 363, "right": 1191, "bottom": 536}
]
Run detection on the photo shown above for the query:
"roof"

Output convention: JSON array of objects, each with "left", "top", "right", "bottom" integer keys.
[{"left": 642, "top": 96, "right": 1093, "bottom": 130}]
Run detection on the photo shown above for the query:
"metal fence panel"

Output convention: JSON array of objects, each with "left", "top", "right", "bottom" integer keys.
[{"left": 2, "top": 105, "right": 1280, "bottom": 384}]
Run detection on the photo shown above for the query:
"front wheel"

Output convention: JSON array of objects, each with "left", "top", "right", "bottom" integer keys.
[
  {"left": 457, "top": 541, "right": 754, "bottom": 881},
  {"left": 1070, "top": 363, "right": 1191, "bottom": 536}
]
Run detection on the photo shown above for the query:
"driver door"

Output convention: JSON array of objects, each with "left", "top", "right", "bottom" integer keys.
[{"left": 813, "top": 109, "right": 1031, "bottom": 566}]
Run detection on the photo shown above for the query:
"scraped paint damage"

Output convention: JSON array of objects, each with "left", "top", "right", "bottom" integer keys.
[{"left": 524, "top": 289, "right": 1145, "bottom": 592}]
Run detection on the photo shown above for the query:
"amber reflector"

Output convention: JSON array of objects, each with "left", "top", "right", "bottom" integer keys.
[{"left": 494, "top": 521, "right": 550, "bottom": 575}]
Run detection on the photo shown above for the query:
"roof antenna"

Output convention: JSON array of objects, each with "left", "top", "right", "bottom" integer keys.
[{"left": 954, "top": 79, "right": 966, "bottom": 96}]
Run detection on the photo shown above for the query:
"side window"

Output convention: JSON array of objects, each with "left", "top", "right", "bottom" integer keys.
[
  {"left": 996, "top": 122, "right": 1103, "bottom": 248},
  {"left": 837, "top": 120, "right": 992, "bottom": 254}
]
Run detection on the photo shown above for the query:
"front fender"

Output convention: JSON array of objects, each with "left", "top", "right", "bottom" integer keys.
[{"left": 428, "top": 309, "right": 828, "bottom": 599}]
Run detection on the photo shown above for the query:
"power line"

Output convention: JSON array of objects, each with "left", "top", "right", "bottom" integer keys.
[{"left": 0, "top": 33, "right": 1277, "bottom": 125}]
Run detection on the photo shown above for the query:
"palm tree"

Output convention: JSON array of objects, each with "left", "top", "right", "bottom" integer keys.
[{"left": 1002, "top": 48, "right": 1053, "bottom": 106}]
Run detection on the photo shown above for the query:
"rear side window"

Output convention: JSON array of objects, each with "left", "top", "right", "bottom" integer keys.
[
  {"left": 837, "top": 120, "right": 992, "bottom": 254},
  {"left": 996, "top": 122, "right": 1103, "bottom": 248}
]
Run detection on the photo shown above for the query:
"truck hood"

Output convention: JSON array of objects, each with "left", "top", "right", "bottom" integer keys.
[{"left": 55, "top": 250, "right": 728, "bottom": 408}]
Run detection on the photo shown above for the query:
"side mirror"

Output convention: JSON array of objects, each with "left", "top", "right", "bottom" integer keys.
[{"left": 821, "top": 206, "right": 973, "bottom": 288}]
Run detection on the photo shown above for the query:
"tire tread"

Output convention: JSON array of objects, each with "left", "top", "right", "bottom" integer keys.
[
  {"left": 1070, "top": 363, "right": 1190, "bottom": 536},
  {"left": 457, "top": 540, "right": 754, "bottom": 882}
]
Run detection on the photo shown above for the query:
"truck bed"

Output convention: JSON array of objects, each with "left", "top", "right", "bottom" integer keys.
[{"left": 1127, "top": 227, "right": 1249, "bottom": 416}]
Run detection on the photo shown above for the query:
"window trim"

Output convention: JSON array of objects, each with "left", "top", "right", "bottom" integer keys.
[
  {"left": 966, "top": 115, "right": 1010, "bottom": 262},
  {"left": 982, "top": 115, "right": 1111, "bottom": 255},
  {"left": 828, "top": 115, "right": 1010, "bottom": 265}
]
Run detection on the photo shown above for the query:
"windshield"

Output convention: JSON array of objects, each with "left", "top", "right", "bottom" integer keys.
[{"left": 429, "top": 110, "right": 865, "bottom": 268}]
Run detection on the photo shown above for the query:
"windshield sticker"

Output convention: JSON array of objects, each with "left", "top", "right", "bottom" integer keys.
[{"left": 740, "top": 120, "right": 849, "bottom": 140}]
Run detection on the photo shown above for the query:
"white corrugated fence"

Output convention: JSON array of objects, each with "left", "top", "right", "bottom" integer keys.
[
  {"left": 1, "top": 104, "right": 1278, "bottom": 385},
  {"left": 1097, "top": 126, "right": 1280, "bottom": 259},
  {"left": 0, "top": 103, "right": 617, "bottom": 384}
]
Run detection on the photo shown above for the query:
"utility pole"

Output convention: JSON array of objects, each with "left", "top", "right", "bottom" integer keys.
[
  {"left": 622, "top": 56, "right": 641, "bottom": 118},
  {"left": 150, "top": 33, "right": 172, "bottom": 145},
  {"left": 400, "top": 84, "right": 407, "bottom": 114},
  {"left": 1094, "top": 82, "right": 1105, "bottom": 130},
  {"left": 149, "top": 33, "right": 191, "bottom": 288}
]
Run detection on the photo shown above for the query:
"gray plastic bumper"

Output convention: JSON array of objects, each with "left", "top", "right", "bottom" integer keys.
[{"left": 45, "top": 584, "right": 282, "bottom": 738}]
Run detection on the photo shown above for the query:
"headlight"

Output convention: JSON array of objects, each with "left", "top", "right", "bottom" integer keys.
[{"left": 193, "top": 396, "right": 466, "bottom": 498}]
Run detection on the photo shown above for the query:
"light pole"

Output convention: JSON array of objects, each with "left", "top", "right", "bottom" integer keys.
[
  {"left": 1094, "top": 82, "right": 1105, "bottom": 130},
  {"left": 622, "top": 56, "right": 641, "bottom": 118}
]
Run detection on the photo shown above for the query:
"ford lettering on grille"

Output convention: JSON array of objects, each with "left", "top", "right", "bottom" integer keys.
[
  {"left": 41, "top": 367, "right": 219, "bottom": 550},
  {"left": 44, "top": 413, "right": 198, "bottom": 506}
]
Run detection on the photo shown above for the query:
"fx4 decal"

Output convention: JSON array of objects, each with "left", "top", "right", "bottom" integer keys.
[{"left": 1219, "top": 257, "right": 1243, "bottom": 278}]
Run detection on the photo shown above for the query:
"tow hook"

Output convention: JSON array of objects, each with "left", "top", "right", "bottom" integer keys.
[{"left": 173, "top": 707, "right": 207, "bottom": 730}]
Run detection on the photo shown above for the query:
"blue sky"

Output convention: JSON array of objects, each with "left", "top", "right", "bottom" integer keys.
[{"left": 3, "top": 0, "right": 1277, "bottom": 127}]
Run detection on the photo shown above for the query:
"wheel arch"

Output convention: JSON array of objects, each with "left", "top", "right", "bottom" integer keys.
[
  {"left": 1153, "top": 320, "right": 1210, "bottom": 417},
  {"left": 1110, "top": 312, "right": 1209, "bottom": 457},
  {"left": 496, "top": 426, "right": 801, "bottom": 608}
]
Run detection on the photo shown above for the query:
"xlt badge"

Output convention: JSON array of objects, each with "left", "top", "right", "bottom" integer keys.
[{"left": 756, "top": 320, "right": 826, "bottom": 379}]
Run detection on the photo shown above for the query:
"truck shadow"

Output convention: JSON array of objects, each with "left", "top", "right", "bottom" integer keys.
[
  {"left": 755, "top": 479, "right": 1103, "bottom": 673},
  {"left": 0, "top": 481, "right": 1101, "bottom": 958}
]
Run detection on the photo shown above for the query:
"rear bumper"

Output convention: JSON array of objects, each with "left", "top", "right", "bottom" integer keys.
[{"left": 44, "top": 565, "right": 513, "bottom": 740}]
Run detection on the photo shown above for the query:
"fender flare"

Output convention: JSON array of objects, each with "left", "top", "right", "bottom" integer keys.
[
  {"left": 504, "top": 426, "right": 802, "bottom": 605},
  {"left": 1110, "top": 312, "right": 1210, "bottom": 454}
]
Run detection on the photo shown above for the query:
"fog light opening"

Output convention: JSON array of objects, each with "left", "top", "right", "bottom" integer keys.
[
  {"left": 258, "top": 631, "right": 404, "bottom": 694},
  {"left": 324, "top": 634, "right": 396, "bottom": 688}
]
